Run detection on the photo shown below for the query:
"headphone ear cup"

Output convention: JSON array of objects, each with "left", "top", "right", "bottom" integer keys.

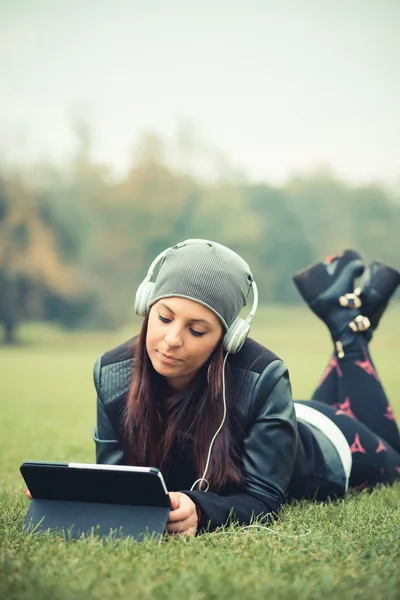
[
  {"left": 134, "top": 281, "right": 155, "bottom": 316},
  {"left": 223, "top": 317, "right": 251, "bottom": 354}
]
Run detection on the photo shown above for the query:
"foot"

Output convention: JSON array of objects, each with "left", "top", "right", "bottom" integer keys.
[
  {"left": 355, "top": 260, "right": 400, "bottom": 337},
  {"left": 293, "top": 250, "right": 365, "bottom": 352}
]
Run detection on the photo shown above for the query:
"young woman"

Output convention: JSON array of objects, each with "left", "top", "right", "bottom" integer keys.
[{"left": 93, "top": 240, "right": 400, "bottom": 536}]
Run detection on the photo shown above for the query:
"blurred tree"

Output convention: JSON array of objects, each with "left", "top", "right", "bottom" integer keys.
[
  {"left": 182, "top": 182, "right": 262, "bottom": 245},
  {"left": 0, "top": 172, "right": 84, "bottom": 343},
  {"left": 245, "top": 184, "right": 313, "bottom": 302},
  {"left": 285, "top": 167, "right": 355, "bottom": 259},
  {"left": 2, "top": 124, "right": 399, "bottom": 340},
  {"left": 77, "top": 132, "right": 190, "bottom": 325},
  {"left": 285, "top": 169, "right": 400, "bottom": 273},
  {"left": 351, "top": 185, "right": 400, "bottom": 266}
]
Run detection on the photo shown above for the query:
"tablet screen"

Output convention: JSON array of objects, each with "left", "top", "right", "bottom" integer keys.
[{"left": 20, "top": 461, "right": 171, "bottom": 508}]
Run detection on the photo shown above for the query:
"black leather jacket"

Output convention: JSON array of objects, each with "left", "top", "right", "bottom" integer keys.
[{"left": 93, "top": 336, "right": 343, "bottom": 531}]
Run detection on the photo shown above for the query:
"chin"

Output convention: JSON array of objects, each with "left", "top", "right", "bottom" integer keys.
[{"left": 154, "top": 364, "right": 174, "bottom": 377}]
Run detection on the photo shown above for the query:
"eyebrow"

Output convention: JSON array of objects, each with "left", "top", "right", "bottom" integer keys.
[{"left": 159, "top": 302, "right": 212, "bottom": 325}]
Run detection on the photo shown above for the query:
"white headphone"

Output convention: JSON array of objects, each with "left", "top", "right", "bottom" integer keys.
[{"left": 134, "top": 239, "right": 258, "bottom": 354}]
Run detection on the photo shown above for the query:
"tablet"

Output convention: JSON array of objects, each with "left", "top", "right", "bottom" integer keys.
[
  {"left": 20, "top": 461, "right": 172, "bottom": 508},
  {"left": 20, "top": 461, "right": 172, "bottom": 540}
]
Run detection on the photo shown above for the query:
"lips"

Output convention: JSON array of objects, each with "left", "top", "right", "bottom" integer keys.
[{"left": 157, "top": 351, "right": 182, "bottom": 364}]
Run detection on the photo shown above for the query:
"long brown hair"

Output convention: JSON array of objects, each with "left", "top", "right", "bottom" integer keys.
[{"left": 123, "top": 313, "right": 242, "bottom": 491}]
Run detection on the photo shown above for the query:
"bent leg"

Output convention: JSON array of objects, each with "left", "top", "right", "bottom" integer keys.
[
  {"left": 293, "top": 251, "right": 400, "bottom": 454},
  {"left": 311, "top": 337, "right": 400, "bottom": 454}
]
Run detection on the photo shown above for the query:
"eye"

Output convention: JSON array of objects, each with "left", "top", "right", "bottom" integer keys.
[
  {"left": 158, "top": 314, "right": 171, "bottom": 324},
  {"left": 189, "top": 328, "right": 205, "bottom": 337}
]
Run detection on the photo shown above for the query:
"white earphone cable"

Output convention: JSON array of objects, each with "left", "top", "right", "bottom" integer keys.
[{"left": 190, "top": 352, "right": 229, "bottom": 492}]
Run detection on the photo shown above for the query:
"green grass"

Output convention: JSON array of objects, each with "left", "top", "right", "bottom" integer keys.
[{"left": 1, "top": 305, "right": 400, "bottom": 600}]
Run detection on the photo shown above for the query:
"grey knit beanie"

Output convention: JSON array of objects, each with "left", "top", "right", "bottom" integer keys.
[{"left": 150, "top": 241, "right": 253, "bottom": 330}]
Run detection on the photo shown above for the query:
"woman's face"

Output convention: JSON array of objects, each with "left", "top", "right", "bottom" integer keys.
[{"left": 146, "top": 297, "right": 224, "bottom": 391}]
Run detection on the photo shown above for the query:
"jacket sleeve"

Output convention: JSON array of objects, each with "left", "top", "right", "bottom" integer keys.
[
  {"left": 93, "top": 356, "right": 126, "bottom": 465},
  {"left": 185, "top": 360, "right": 298, "bottom": 532}
]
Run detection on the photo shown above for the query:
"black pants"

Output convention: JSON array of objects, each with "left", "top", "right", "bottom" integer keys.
[{"left": 297, "top": 336, "right": 400, "bottom": 489}]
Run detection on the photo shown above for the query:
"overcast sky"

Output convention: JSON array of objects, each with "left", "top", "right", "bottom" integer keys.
[{"left": 1, "top": 0, "right": 399, "bottom": 183}]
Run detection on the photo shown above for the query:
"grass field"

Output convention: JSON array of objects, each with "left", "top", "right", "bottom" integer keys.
[{"left": 1, "top": 305, "right": 400, "bottom": 600}]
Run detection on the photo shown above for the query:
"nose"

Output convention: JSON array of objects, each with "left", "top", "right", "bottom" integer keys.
[{"left": 164, "top": 325, "right": 183, "bottom": 348}]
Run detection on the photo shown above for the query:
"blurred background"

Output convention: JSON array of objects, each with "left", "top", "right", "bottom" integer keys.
[{"left": 1, "top": 0, "right": 399, "bottom": 345}]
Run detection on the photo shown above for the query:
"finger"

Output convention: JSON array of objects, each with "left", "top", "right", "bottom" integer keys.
[
  {"left": 170, "top": 498, "right": 179, "bottom": 510},
  {"left": 181, "top": 526, "right": 197, "bottom": 537},
  {"left": 168, "top": 524, "right": 197, "bottom": 537},
  {"left": 168, "top": 492, "right": 180, "bottom": 511},
  {"left": 166, "top": 517, "right": 194, "bottom": 533},
  {"left": 167, "top": 506, "right": 193, "bottom": 522},
  {"left": 24, "top": 489, "right": 32, "bottom": 500}
]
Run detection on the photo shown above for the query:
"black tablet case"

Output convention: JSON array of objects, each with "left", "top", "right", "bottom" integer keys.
[{"left": 21, "top": 462, "right": 171, "bottom": 541}]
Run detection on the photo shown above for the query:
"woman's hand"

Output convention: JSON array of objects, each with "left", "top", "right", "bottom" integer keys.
[
  {"left": 24, "top": 489, "right": 32, "bottom": 500},
  {"left": 167, "top": 492, "right": 199, "bottom": 537}
]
